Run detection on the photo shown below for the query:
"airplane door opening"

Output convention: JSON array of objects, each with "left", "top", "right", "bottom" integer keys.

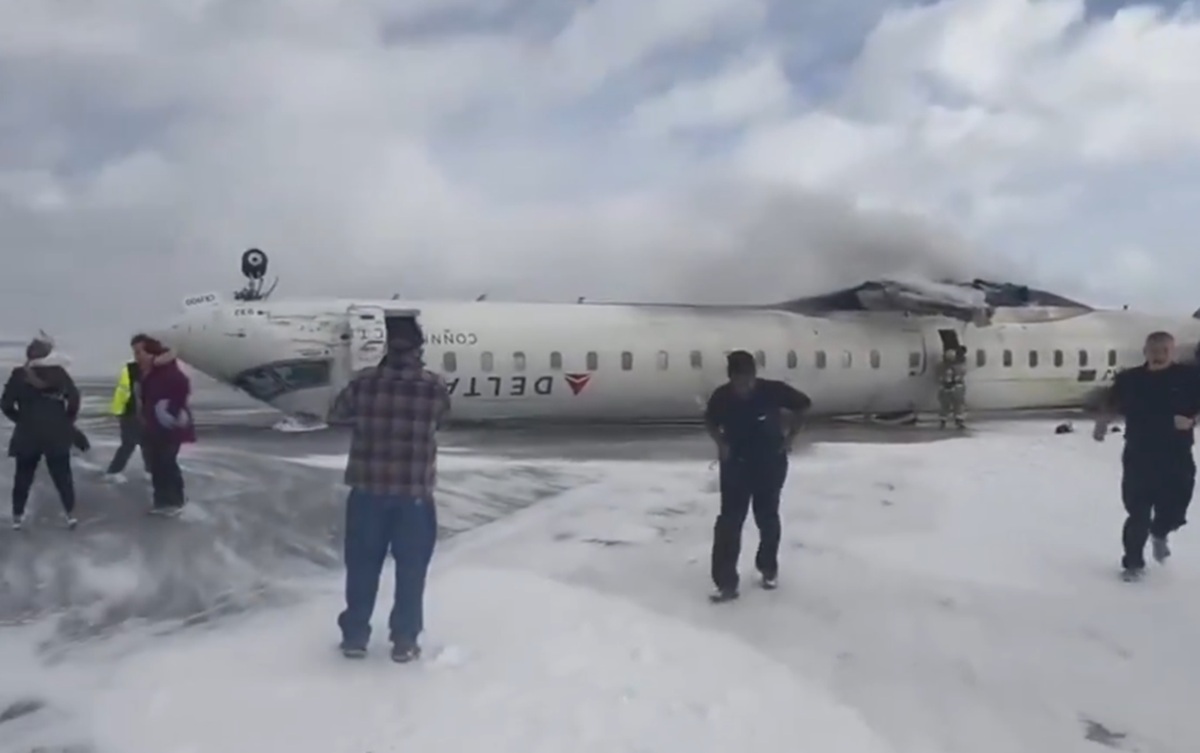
[
  {"left": 343, "top": 305, "right": 423, "bottom": 375},
  {"left": 346, "top": 305, "right": 388, "bottom": 372},
  {"left": 937, "top": 328, "right": 961, "bottom": 352}
]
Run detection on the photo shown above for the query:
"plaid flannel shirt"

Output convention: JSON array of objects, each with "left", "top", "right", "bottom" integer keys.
[{"left": 328, "top": 349, "right": 451, "bottom": 498}]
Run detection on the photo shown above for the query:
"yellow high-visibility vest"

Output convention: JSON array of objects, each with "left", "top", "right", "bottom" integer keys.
[{"left": 109, "top": 362, "right": 136, "bottom": 416}]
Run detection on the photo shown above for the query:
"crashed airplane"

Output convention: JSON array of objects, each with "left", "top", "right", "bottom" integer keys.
[{"left": 147, "top": 250, "right": 1200, "bottom": 425}]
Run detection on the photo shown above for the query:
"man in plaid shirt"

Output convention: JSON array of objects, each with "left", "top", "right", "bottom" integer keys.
[{"left": 328, "top": 318, "right": 451, "bottom": 663}]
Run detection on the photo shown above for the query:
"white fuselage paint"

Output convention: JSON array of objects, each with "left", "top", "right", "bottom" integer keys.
[{"left": 153, "top": 298, "right": 1200, "bottom": 425}]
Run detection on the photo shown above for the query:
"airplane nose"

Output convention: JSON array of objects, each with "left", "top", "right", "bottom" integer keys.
[{"left": 147, "top": 313, "right": 193, "bottom": 359}]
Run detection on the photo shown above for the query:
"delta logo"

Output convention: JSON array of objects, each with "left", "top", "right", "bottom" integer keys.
[{"left": 564, "top": 372, "right": 592, "bottom": 395}]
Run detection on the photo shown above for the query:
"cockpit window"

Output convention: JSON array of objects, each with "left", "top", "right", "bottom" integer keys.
[
  {"left": 232, "top": 359, "right": 332, "bottom": 401},
  {"left": 235, "top": 368, "right": 278, "bottom": 399}
]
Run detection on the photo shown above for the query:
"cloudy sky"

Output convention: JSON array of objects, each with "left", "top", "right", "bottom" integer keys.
[{"left": 3, "top": 0, "right": 1200, "bottom": 369}]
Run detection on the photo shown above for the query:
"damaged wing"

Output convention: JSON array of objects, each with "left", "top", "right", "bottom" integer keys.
[
  {"left": 856, "top": 277, "right": 991, "bottom": 323},
  {"left": 777, "top": 277, "right": 1089, "bottom": 323},
  {"left": 780, "top": 278, "right": 993, "bottom": 323}
]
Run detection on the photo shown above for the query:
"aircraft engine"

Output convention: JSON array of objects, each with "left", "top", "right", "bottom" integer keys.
[{"left": 242, "top": 248, "right": 269, "bottom": 280}]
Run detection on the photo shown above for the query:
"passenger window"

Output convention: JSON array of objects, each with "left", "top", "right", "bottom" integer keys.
[
  {"left": 690, "top": 350, "right": 703, "bottom": 369},
  {"left": 786, "top": 350, "right": 798, "bottom": 369},
  {"left": 841, "top": 351, "right": 852, "bottom": 368},
  {"left": 621, "top": 351, "right": 633, "bottom": 370},
  {"left": 1029, "top": 350, "right": 1038, "bottom": 368},
  {"left": 1053, "top": 349, "right": 1063, "bottom": 367},
  {"left": 869, "top": 349, "right": 881, "bottom": 368},
  {"left": 550, "top": 351, "right": 562, "bottom": 370},
  {"left": 442, "top": 351, "right": 457, "bottom": 372},
  {"left": 909, "top": 351, "right": 921, "bottom": 369},
  {"left": 754, "top": 350, "right": 766, "bottom": 368},
  {"left": 481, "top": 351, "right": 494, "bottom": 372},
  {"left": 656, "top": 351, "right": 669, "bottom": 370},
  {"left": 586, "top": 351, "right": 598, "bottom": 370},
  {"left": 1107, "top": 349, "right": 1117, "bottom": 367},
  {"left": 815, "top": 350, "right": 827, "bottom": 369},
  {"left": 513, "top": 351, "right": 526, "bottom": 371},
  {"left": 975, "top": 349, "right": 986, "bottom": 367},
  {"left": 1002, "top": 349, "right": 1013, "bottom": 367},
  {"left": 1078, "top": 349, "right": 1088, "bottom": 367}
]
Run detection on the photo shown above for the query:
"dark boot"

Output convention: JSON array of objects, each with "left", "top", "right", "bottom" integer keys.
[
  {"left": 391, "top": 640, "right": 421, "bottom": 663},
  {"left": 708, "top": 587, "right": 739, "bottom": 603}
]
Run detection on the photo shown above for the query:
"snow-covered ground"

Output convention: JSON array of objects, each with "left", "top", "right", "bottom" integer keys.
[{"left": 5, "top": 421, "right": 1199, "bottom": 752}]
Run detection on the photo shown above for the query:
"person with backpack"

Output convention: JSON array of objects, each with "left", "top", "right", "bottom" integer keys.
[{"left": 1, "top": 335, "right": 82, "bottom": 529}]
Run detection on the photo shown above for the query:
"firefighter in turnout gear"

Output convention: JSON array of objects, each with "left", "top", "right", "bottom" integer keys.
[{"left": 936, "top": 346, "right": 967, "bottom": 429}]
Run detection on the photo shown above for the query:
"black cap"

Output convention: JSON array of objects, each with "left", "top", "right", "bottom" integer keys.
[{"left": 726, "top": 350, "right": 756, "bottom": 377}]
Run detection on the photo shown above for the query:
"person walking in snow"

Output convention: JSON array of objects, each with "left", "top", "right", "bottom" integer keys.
[
  {"left": 1, "top": 335, "right": 81, "bottom": 529},
  {"left": 135, "top": 335, "right": 194, "bottom": 514},
  {"left": 328, "top": 317, "right": 451, "bottom": 662},
  {"left": 1093, "top": 330, "right": 1200, "bottom": 581},
  {"left": 104, "top": 335, "right": 177, "bottom": 481},
  {"left": 704, "top": 350, "right": 811, "bottom": 602}
]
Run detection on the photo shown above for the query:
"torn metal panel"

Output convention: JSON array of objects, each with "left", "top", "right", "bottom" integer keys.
[{"left": 777, "top": 278, "right": 1090, "bottom": 322}]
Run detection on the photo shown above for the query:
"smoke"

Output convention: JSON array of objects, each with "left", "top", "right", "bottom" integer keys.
[
  {"left": 660, "top": 179, "right": 1017, "bottom": 304},
  {"left": 392, "top": 177, "right": 1023, "bottom": 308}
]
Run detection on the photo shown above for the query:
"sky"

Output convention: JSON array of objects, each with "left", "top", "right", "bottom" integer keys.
[{"left": 3, "top": 0, "right": 1200, "bottom": 368}]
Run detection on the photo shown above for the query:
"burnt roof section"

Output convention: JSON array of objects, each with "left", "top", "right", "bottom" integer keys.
[{"left": 777, "top": 278, "right": 1091, "bottom": 315}]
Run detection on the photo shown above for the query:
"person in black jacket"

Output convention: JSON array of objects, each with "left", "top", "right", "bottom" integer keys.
[
  {"left": 704, "top": 350, "right": 812, "bottom": 602},
  {"left": 1093, "top": 331, "right": 1200, "bottom": 580},
  {"left": 1, "top": 337, "right": 81, "bottom": 530}
]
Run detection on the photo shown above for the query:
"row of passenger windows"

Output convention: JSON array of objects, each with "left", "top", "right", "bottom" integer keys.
[{"left": 440, "top": 347, "right": 1120, "bottom": 373}]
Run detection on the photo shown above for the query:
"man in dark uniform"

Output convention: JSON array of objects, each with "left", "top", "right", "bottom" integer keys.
[
  {"left": 1093, "top": 331, "right": 1200, "bottom": 581},
  {"left": 704, "top": 350, "right": 812, "bottom": 602}
]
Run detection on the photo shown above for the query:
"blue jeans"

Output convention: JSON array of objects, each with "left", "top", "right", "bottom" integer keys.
[{"left": 337, "top": 489, "right": 438, "bottom": 648}]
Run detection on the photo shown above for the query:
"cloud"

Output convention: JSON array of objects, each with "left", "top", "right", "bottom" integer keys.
[
  {"left": 622, "top": 53, "right": 794, "bottom": 138},
  {"left": 2, "top": 0, "right": 1200, "bottom": 371},
  {"left": 733, "top": 0, "right": 1200, "bottom": 306}
]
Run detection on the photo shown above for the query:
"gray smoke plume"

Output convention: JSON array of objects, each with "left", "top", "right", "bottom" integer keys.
[
  {"left": 412, "top": 178, "right": 1022, "bottom": 308},
  {"left": 660, "top": 179, "right": 1016, "bottom": 304}
]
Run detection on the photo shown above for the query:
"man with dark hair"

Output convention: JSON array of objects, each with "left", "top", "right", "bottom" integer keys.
[
  {"left": 704, "top": 350, "right": 812, "bottom": 602},
  {"left": 328, "top": 318, "right": 451, "bottom": 662},
  {"left": 1094, "top": 330, "right": 1200, "bottom": 581}
]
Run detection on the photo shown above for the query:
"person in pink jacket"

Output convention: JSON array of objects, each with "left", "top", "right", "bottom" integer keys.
[{"left": 133, "top": 334, "right": 195, "bottom": 515}]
